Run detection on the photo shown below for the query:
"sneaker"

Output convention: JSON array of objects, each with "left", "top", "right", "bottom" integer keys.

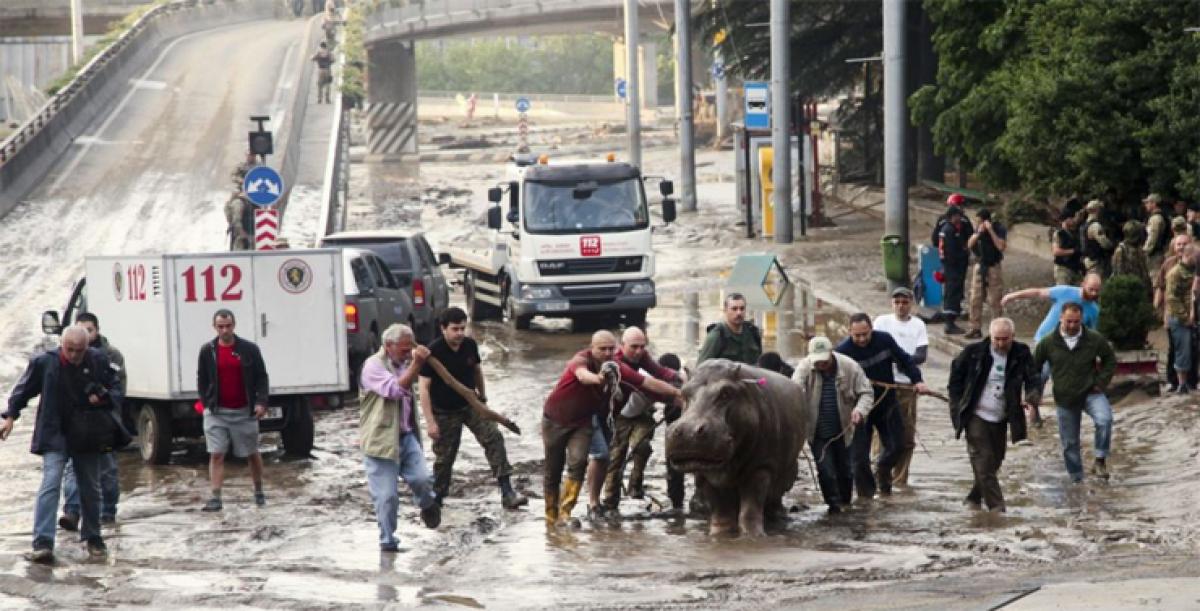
[
  {"left": 86, "top": 538, "right": 108, "bottom": 559},
  {"left": 420, "top": 503, "right": 441, "bottom": 529},
  {"left": 27, "top": 545, "right": 54, "bottom": 564},
  {"left": 254, "top": 492, "right": 267, "bottom": 507},
  {"left": 1092, "top": 457, "right": 1110, "bottom": 480},
  {"left": 964, "top": 329, "right": 982, "bottom": 339},
  {"left": 201, "top": 497, "right": 223, "bottom": 512},
  {"left": 58, "top": 513, "right": 80, "bottom": 532}
]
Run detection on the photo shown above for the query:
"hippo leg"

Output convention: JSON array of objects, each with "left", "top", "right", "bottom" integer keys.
[
  {"left": 701, "top": 480, "right": 738, "bottom": 536},
  {"left": 737, "top": 469, "right": 771, "bottom": 537}
]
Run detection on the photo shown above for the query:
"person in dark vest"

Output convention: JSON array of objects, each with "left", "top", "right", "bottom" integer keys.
[
  {"left": 938, "top": 206, "right": 973, "bottom": 335},
  {"left": 965, "top": 209, "right": 1007, "bottom": 339},
  {"left": 1143, "top": 193, "right": 1171, "bottom": 280},
  {"left": 1052, "top": 209, "right": 1084, "bottom": 286},
  {"left": 1081, "top": 200, "right": 1115, "bottom": 278},
  {"left": 312, "top": 42, "right": 334, "bottom": 104},
  {"left": 1, "top": 326, "right": 124, "bottom": 563}
]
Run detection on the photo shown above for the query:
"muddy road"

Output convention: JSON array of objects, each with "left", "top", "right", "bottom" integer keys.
[{"left": 2, "top": 120, "right": 1200, "bottom": 608}]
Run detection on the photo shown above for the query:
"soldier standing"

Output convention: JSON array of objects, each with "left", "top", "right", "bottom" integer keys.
[
  {"left": 1052, "top": 210, "right": 1084, "bottom": 286},
  {"left": 312, "top": 42, "right": 334, "bottom": 104},
  {"left": 1081, "top": 199, "right": 1115, "bottom": 278}
]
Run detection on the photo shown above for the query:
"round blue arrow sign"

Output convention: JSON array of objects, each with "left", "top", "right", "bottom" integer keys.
[
  {"left": 515, "top": 96, "right": 531, "bottom": 113},
  {"left": 616, "top": 78, "right": 627, "bottom": 99},
  {"left": 243, "top": 166, "right": 283, "bottom": 207}
]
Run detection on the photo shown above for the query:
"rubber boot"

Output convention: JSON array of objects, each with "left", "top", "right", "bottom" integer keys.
[
  {"left": 544, "top": 491, "right": 560, "bottom": 527},
  {"left": 557, "top": 478, "right": 583, "bottom": 526},
  {"left": 499, "top": 476, "right": 528, "bottom": 509}
]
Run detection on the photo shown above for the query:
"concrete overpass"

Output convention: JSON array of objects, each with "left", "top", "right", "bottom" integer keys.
[{"left": 363, "top": 0, "right": 679, "bottom": 158}]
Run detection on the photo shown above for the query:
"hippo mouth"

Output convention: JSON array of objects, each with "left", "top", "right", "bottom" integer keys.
[{"left": 669, "top": 450, "right": 732, "bottom": 473}]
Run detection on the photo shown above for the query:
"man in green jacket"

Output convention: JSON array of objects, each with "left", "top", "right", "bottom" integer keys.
[
  {"left": 1034, "top": 302, "right": 1117, "bottom": 483},
  {"left": 698, "top": 293, "right": 762, "bottom": 365}
]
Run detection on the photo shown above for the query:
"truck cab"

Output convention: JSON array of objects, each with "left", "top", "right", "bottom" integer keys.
[{"left": 449, "top": 156, "right": 675, "bottom": 329}]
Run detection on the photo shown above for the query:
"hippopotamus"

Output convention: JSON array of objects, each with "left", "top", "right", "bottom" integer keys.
[{"left": 666, "top": 359, "right": 812, "bottom": 536}]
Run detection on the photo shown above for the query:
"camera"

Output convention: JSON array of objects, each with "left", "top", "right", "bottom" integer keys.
[{"left": 83, "top": 382, "right": 108, "bottom": 398}]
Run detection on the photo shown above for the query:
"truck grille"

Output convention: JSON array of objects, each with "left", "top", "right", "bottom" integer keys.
[
  {"left": 538, "top": 257, "right": 641, "bottom": 276},
  {"left": 561, "top": 283, "right": 622, "bottom": 305}
]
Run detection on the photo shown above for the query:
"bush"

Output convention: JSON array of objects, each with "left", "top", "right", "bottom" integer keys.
[{"left": 1098, "top": 274, "right": 1156, "bottom": 350}]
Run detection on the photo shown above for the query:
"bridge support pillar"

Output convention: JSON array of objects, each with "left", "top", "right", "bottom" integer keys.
[
  {"left": 612, "top": 40, "right": 659, "bottom": 110},
  {"left": 366, "top": 39, "right": 418, "bottom": 159}
]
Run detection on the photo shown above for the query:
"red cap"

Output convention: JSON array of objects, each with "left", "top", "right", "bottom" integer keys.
[{"left": 947, "top": 193, "right": 965, "bottom": 206}]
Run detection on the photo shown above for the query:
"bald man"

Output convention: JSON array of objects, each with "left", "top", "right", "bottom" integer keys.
[
  {"left": 600, "top": 327, "right": 683, "bottom": 512},
  {"left": 541, "top": 330, "right": 682, "bottom": 527}
]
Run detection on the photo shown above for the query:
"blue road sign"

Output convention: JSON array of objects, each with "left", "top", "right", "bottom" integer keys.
[
  {"left": 744, "top": 81, "right": 770, "bottom": 130},
  {"left": 711, "top": 59, "right": 725, "bottom": 80},
  {"left": 243, "top": 166, "right": 283, "bottom": 207},
  {"left": 515, "top": 96, "right": 531, "bottom": 113},
  {"left": 615, "top": 78, "right": 627, "bottom": 100}
]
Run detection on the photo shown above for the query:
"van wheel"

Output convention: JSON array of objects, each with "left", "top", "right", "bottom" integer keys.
[
  {"left": 281, "top": 400, "right": 314, "bottom": 457},
  {"left": 138, "top": 404, "right": 173, "bottom": 465},
  {"left": 502, "top": 280, "right": 532, "bottom": 330}
]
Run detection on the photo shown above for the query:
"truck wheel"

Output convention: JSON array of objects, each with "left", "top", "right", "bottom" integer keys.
[
  {"left": 502, "top": 282, "right": 532, "bottom": 330},
  {"left": 626, "top": 309, "right": 648, "bottom": 327},
  {"left": 281, "top": 400, "right": 314, "bottom": 457},
  {"left": 137, "top": 404, "right": 173, "bottom": 465},
  {"left": 466, "top": 271, "right": 499, "bottom": 320}
]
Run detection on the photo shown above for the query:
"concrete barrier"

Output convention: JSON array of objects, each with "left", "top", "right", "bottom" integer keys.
[{"left": 0, "top": 0, "right": 284, "bottom": 215}]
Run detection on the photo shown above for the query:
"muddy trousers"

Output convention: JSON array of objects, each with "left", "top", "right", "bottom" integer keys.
[
  {"left": 35, "top": 451, "right": 104, "bottom": 550},
  {"left": 1057, "top": 395, "right": 1112, "bottom": 482},
  {"left": 601, "top": 412, "right": 656, "bottom": 509},
  {"left": 431, "top": 408, "right": 513, "bottom": 500},
  {"left": 968, "top": 263, "right": 1004, "bottom": 332},
  {"left": 851, "top": 400, "right": 903, "bottom": 498},
  {"left": 871, "top": 388, "right": 918, "bottom": 486},
  {"left": 811, "top": 436, "right": 852, "bottom": 508},
  {"left": 363, "top": 433, "right": 438, "bottom": 549},
  {"left": 62, "top": 453, "right": 119, "bottom": 520},
  {"left": 965, "top": 415, "right": 1007, "bottom": 511},
  {"left": 542, "top": 417, "right": 592, "bottom": 522}
]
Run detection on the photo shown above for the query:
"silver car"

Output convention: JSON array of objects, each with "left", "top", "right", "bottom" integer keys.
[{"left": 341, "top": 248, "right": 414, "bottom": 382}]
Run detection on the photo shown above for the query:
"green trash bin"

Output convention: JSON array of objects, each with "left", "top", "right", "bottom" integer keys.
[{"left": 880, "top": 235, "right": 907, "bottom": 284}]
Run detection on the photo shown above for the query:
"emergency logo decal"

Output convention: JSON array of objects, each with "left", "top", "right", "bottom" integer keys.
[
  {"left": 112, "top": 262, "right": 124, "bottom": 302},
  {"left": 580, "top": 235, "right": 602, "bottom": 257},
  {"left": 278, "top": 259, "right": 313, "bottom": 294}
]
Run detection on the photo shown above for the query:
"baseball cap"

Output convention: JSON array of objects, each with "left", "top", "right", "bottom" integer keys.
[
  {"left": 891, "top": 286, "right": 914, "bottom": 300},
  {"left": 1085, "top": 199, "right": 1104, "bottom": 212},
  {"left": 806, "top": 336, "right": 834, "bottom": 363},
  {"left": 946, "top": 193, "right": 965, "bottom": 206}
]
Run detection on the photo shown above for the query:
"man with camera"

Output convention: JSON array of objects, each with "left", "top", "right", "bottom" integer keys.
[{"left": 0, "top": 326, "right": 125, "bottom": 563}]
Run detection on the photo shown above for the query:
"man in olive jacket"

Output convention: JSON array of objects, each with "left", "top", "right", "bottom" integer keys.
[
  {"left": 1034, "top": 302, "right": 1117, "bottom": 483},
  {"left": 949, "top": 318, "right": 1040, "bottom": 512}
]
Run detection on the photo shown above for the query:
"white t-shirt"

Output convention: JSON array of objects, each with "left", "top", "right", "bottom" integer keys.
[
  {"left": 873, "top": 314, "right": 928, "bottom": 384},
  {"left": 1062, "top": 329, "right": 1081, "bottom": 351},
  {"left": 976, "top": 348, "right": 1008, "bottom": 423}
]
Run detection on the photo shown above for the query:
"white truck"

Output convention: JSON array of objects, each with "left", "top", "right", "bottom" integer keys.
[
  {"left": 448, "top": 156, "right": 676, "bottom": 329},
  {"left": 41, "top": 250, "right": 350, "bottom": 463}
]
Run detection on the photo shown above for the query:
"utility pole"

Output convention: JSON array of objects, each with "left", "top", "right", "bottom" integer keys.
[
  {"left": 70, "top": 0, "right": 84, "bottom": 65},
  {"left": 883, "top": 0, "right": 908, "bottom": 289},
  {"left": 712, "top": 0, "right": 727, "bottom": 144},
  {"left": 770, "top": 0, "right": 792, "bottom": 243},
  {"left": 675, "top": 0, "right": 697, "bottom": 212},
  {"left": 624, "top": 0, "right": 642, "bottom": 169}
]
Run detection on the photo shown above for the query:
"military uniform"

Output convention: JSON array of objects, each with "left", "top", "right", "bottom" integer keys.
[
  {"left": 224, "top": 193, "right": 253, "bottom": 251},
  {"left": 1053, "top": 224, "right": 1084, "bottom": 286},
  {"left": 1143, "top": 204, "right": 1170, "bottom": 280},
  {"left": 1081, "top": 202, "right": 1114, "bottom": 277}
]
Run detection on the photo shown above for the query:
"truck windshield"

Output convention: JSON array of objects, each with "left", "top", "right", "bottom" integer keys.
[{"left": 524, "top": 179, "right": 649, "bottom": 234}]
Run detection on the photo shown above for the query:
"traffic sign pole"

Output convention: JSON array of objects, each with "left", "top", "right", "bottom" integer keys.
[
  {"left": 255, "top": 208, "right": 279, "bottom": 250},
  {"left": 515, "top": 97, "right": 532, "bottom": 152}
]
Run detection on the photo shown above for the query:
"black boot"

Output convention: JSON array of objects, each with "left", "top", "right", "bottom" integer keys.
[
  {"left": 498, "top": 476, "right": 528, "bottom": 509},
  {"left": 944, "top": 314, "right": 965, "bottom": 335}
]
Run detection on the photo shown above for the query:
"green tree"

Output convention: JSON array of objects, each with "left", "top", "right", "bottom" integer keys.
[{"left": 416, "top": 36, "right": 615, "bottom": 95}]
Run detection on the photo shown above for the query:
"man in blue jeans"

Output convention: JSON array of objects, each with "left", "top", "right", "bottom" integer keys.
[
  {"left": 1034, "top": 303, "right": 1117, "bottom": 482},
  {"left": 0, "top": 326, "right": 124, "bottom": 563},
  {"left": 359, "top": 324, "right": 440, "bottom": 552}
]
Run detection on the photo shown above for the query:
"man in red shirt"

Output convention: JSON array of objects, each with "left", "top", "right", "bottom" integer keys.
[
  {"left": 541, "top": 330, "right": 681, "bottom": 527},
  {"left": 196, "top": 309, "right": 270, "bottom": 512}
]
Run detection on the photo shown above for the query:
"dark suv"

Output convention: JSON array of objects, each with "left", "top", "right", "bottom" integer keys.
[{"left": 319, "top": 230, "right": 451, "bottom": 343}]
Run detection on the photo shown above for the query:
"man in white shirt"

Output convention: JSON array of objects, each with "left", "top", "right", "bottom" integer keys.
[{"left": 871, "top": 287, "right": 928, "bottom": 487}]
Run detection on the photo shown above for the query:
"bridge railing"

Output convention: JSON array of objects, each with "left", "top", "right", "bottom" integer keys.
[
  {"left": 365, "top": 0, "right": 656, "bottom": 41},
  {"left": 418, "top": 90, "right": 614, "bottom": 104},
  {"left": 318, "top": 10, "right": 351, "bottom": 239}
]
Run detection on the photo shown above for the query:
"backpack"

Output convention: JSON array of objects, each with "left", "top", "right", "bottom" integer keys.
[{"left": 705, "top": 321, "right": 762, "bottom": 360}]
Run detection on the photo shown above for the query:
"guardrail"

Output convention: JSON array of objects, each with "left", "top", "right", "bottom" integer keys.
[
  {"left": 318, "top": 17, "right": 349, "bottom": 239},
  {"left": 0, "top": 0, "right": 280, "bottom": 213},
  {"left": 418, "top": 90, "right": 615, "bottom": 104},
  {"left": 276, "top": 12, "right": 321, "bottom": 222}
]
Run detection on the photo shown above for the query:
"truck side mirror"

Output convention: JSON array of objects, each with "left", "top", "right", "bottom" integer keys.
[
  {"left": 506, "top": 210, "right": 519, "bottom": 224},
  {"left": 659, "top": 180, "right": 674, "bottom": 196},
  {"left": 437, "top": 252, "right": 451, "bottom": 265},
  {"left": 662, "top": 198, "right": 677, "bottom": 223},
  {"left": 487, "top": 206, "right": 502, "bottom": 230},
  {"left": 488, "top": 187, "right": 503, "bottom": 203},
  {"left": 42, "top": 310, "right": 62, "bottom": 335}
]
